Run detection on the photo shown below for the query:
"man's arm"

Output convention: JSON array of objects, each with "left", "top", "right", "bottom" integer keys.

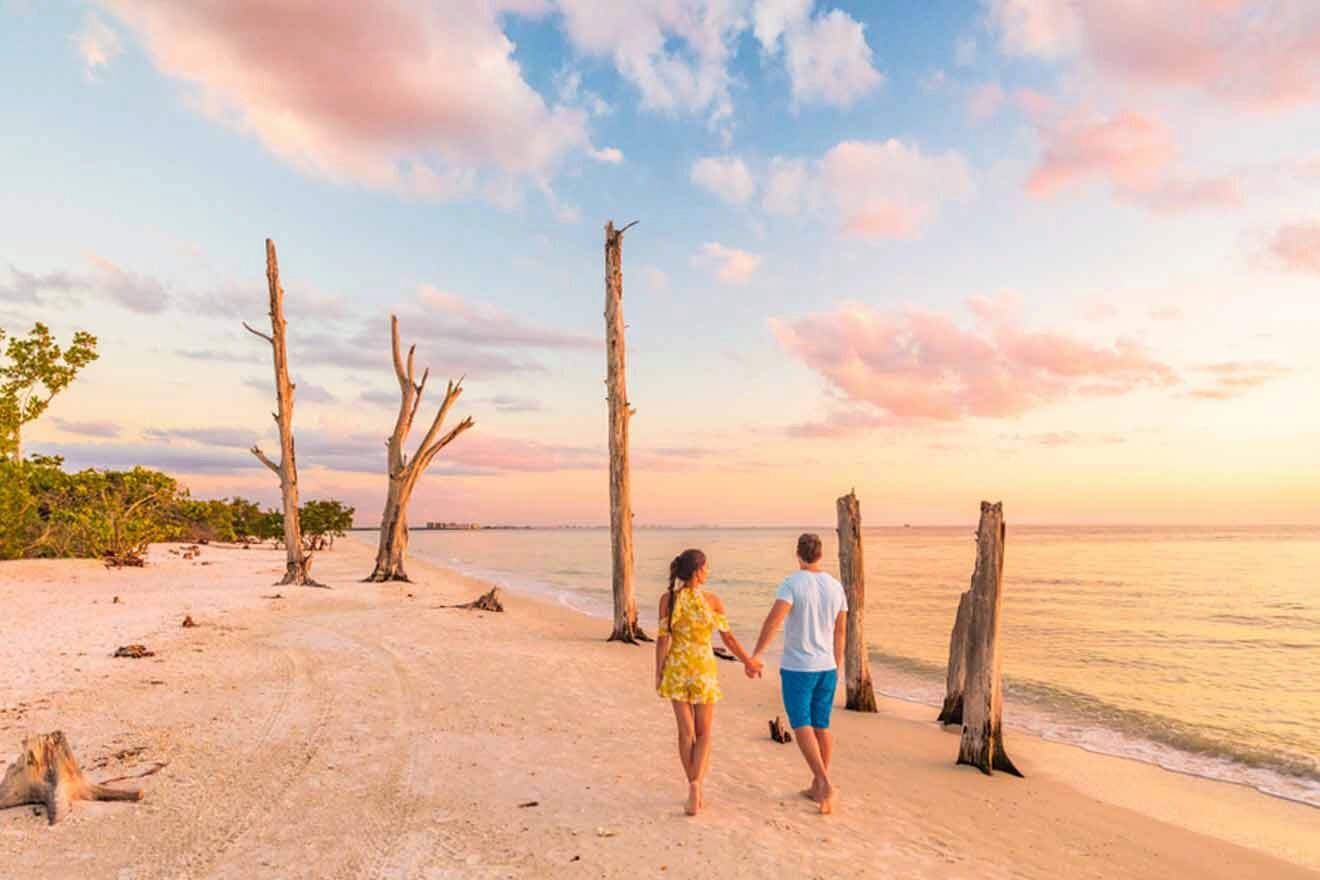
[
  {"left": 833, "top": 611, "right": 846, "bottom": 671},
  {"left": 751, "top": 599, "right": 792, "bottom": 662}
]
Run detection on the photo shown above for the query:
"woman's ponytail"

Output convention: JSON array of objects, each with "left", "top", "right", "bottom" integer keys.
[{"left": 666, "top": 548, "right": 707, "bottom": 631}]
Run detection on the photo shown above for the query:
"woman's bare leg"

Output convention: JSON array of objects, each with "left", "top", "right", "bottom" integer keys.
[
  {"left": 689, "top": 703, "right": 716, "bottom": 812},
  {"left": 671, "top": 701, "right": 701, "bottom": 814}
]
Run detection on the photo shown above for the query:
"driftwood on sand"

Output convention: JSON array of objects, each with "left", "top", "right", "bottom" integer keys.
[
  {"left": 0, "top": 732, "right": 142, "bottom": 824},
  {"left": 441, "top": 587, "right": 504, "bottom": 612},
  {"left": 956, "top": 502, "right": 1023, "bottom": 777},
  {"left": 604, "top": 220, "right": 648, "bottom": 644},
  {"left": 836, "top": 490, "right": 878, "bottom": 712},
  {"left": 937, "top": 589, "right": 973, "bottom": 725}
]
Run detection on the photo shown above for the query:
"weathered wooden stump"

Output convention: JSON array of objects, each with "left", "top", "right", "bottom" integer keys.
[
  {"left": 937, "top": 589, "right": 973, "bottom": 725},
  {"left": 444, "top": 587, "right": 504, "bottom": 612},
  {"left": 836, "top": 490, "right": 877, "bottom": 712},
  {"left": 0, "top": 732, "right": 143, "bottom": 824},
  {"left": 768, "top": 717, "right": 793, "bottom": 744},
  {"left": 956, "top": 502, "right": 1023, "bottom": 777}
]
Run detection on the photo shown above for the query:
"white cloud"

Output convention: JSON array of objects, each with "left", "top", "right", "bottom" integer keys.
[
  {"left": 72, "top": 11, "right": 122, "bottom": 78},
  {"left": 695, "top": 242, "right": 762, "bottom": 284},
  {"left": 588, "top": 146, "right": 624, "bottom": 163},
  {"left": 986, "top": 0, "right": 1081, "bottom": 59},
  {"left": 753, "top": 0, "right": 882, "bottom": 108},
  {"left": 760, "top": 140, "right": 975, "bottom": 239},
  {"left": 691, "top": 155, "right": 757, "bottom": 206}
]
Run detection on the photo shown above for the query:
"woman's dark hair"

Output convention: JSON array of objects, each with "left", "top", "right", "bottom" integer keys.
[
  {"left": 666, "top": 548, "right": 707, "bottom": 630},
  {"left": 796, "top": 532, "right": 823, "bottom": 563}
]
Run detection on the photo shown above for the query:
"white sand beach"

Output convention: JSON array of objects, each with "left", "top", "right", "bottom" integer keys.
[{"left": 1, "top": 538, "right": 1316, "bottom": 879}]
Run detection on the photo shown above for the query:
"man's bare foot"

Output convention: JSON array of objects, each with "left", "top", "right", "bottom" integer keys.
[
  {"left": 800, "top": 779, "right": 821, "bottom": 801},
  {"left": 685, "top": 784, "right": 701, "bottom": 816},
  {"left": 818, "top": 781, "right": 836, "bottom": 815}
]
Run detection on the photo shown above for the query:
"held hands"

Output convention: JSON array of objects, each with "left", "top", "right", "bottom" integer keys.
[{"left": 744, "top": 655, "right": 765, "bottom": 679}]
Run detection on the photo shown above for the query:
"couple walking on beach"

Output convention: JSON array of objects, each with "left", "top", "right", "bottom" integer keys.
[{"left": 654, "top": 533, "right": 846, "bottom": 816}]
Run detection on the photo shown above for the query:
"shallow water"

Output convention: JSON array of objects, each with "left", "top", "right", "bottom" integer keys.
[{"left": 407, "top": 525, "right": 1320, "bottom": 807}]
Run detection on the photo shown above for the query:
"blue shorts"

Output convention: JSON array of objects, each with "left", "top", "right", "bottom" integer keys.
[{"left": 780, "top": 668, "right": 838, "bottom": 730}]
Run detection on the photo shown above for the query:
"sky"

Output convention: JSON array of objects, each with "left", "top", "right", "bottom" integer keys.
[{"left": 2, "top": 0, "right": 1318, "bottom": 527}]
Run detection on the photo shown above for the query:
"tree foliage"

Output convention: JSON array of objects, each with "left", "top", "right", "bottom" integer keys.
[
  {"left": 300, "top": 499, "right": 354, "bottom": 550},
  {"left": 0, "top": 323, "right": 99, "bottom": 461},
  {"left": 0, "top": 456, "right": 354, "bottom": 563}
]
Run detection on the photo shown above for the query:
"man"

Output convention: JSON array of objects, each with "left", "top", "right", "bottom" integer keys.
[{"left": 748, "top": 532, "right": 847, "bottom": 814}]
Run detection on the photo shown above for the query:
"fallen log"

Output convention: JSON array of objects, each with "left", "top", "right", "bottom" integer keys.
[
  {"left": 113, "top": 644, "right": 154, "bottom": 658},
  {"left": 0, "top": 732, "right": 143, "bottom": 824},
  {"left": 442, "top": 587, "right": 504, "bottom": 612}
]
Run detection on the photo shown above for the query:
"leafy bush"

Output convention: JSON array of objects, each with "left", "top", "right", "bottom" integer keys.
[{"left": 300, "top": 499, "right": 354, "bottom": 550}]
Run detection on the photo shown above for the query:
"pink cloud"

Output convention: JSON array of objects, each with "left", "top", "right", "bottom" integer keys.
[
  {"left": 695, "top": 242, "right": 761, "bottom": 284},
  {"left": 966, "top": 81, "right": 1006, "bottom": 122},
  {"left": 1186, "top": 361, "right": 1292, "bottom": 400},
  {"left": 100, "top": 0, "right": 588, "bottom": 200},
  {"left": 1026, "top": 111, "right": 1175, "bottom": 196},
  {"left": 769, "top": 296, "right": 1178, "bottom": 422},
  {"left": 991, "top": 0, "right": 1320, "bottom": 111},
  {"left": 821, "top": 139, "right": 974, "bottom": 240},
  {"left": 1267, "top": 222, "right": 1320, "bottom": 275},
  {"left": 1026, "top": 110, "right": 1242, "bottom": 213}
]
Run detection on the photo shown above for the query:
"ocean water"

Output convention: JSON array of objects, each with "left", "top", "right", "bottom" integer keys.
[{"left": 406, "top": 525, "right": 1320, "bottom": 807}]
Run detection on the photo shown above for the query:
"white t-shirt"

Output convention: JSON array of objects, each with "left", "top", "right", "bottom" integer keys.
[{"left": 775, "top": 570, "right": 848, "bottom": 672}]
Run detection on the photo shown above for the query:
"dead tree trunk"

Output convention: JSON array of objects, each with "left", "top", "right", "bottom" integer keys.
[
  {"left": 956, "top": 501, "right": 1023, "bottom": 777},
  {"left": 836, "top": 490, "right": 877, "bottom": 712},
  {"left": 937, "top": 589, "right": 973, "bottom": 725},
  {"left": 244, "top": 239, "right": 321, "bottom": 587},
  {"left": 604, "top": 220, "right": 648, "bottom": 644},
  {"left": 0, "top": 731, "right": 142, "bottom": 824},
  {"left": 366, "top": 315, "right": 475, "bottom": 583}
]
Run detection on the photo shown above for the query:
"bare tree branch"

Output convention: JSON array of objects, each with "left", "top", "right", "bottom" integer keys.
[
  {"left": 242, "top": 322, "right": 274, "bottom": 345},
  {"left": 250, "top": 445, "right": 280, "bottom": 475}
]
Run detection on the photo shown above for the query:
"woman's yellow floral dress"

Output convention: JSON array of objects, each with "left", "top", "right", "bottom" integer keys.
[{"left": 657, "top": 587, "right": 730, "bottom": 704}]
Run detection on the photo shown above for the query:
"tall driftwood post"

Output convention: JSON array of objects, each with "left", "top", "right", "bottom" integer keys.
[
  {"left": 604, "top": 220, "right": 647, "bottom": 644},
  {"left": 937, "top": 589, "right": 973, "bottom": 725},
  {"left": 244, "top": 239, "right": 319, "bottom": 587},
  {"left": 957, "top": 501, "right": 1023, "bottom": 776},
  {"left": 836, "top": 490, "right": 877, "bottom": 711},
  {"left": 366, "top": 316, "right": 475, "bottom": 583}
]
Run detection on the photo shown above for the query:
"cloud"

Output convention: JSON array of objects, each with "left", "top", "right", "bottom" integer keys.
[
  {"left": 0, "top": 257, "right": 170, "bottom": 313},
  {"left": 51, "top": 418, "right": 121, "bottom": 438},
  {"left": 1186, "top": 360, "right": 1292, "bottom": 400},
  {"left": 143, "top": 426, "right": 256, "bottom": 448},
  {"left": 753, "top": 0, "right": 882, "bottom": 108},
  {"left": 1015, "top": 431, "right": 1126, "bottom": 447},
  {"left": 782, "top": 408, "right": 895, "bottom": 439},
  {"left": 0, "top": 265, "right": 84, "bottom": 304},
  {"left": 987, "top": 0, "right": 1320, "bottom": 110},
  {"left": 480, "top": 394, "right": 543, "bottom": 413},
  {"left": 555, "top": 0, "right": 745, "bottom": 120},
  {"left": 72, "top": 11, "right": 122, "bottom": 78},
  {"left": 358, "top": 389, "right": 399, "bottom": 407},
  {"left": 966, "top": 81, "right": 1005, "bottom": 122},
  {"left": 588, "top": 146, "right": 624, "bottom": 164},
  {"left": 242, "top": 375, "right": 337, "bottom": 403},
  {"left": 639, "top": 265, "right": 670, "bottom": 293},
  {"left": 411, "top": 285, "right": 599, "bottom": 349},
  {"left": 1266, "top": 221, "right": 1320, "bottom": 275},
  {"left": 175, "top": 347, "right": 267, "bottom": 365},
  {"left": 823, "top": 140, "right": 974, "bottom": 239},
  {"left": 761, "top": 140, "right": 974, "bottom": 239},
  {"left": 100, "top": 0, "right": 589, "bottom": 203},
  {"left": 770, "top": 294, "right": 1179, "bottom": 422},
  {"left": 86, "top": 255, "right": 170, "bottom": 313},
  {"left": 1025, "top": 110, "right": 1242, "bottom": 213},
  {"left": 691, "top": 155, "right": 757, "bottom": 207},
  {"left": 695, "top": 242, "right": 762, "bottom": 284},
  {"left": 33, "top": 441, "right": 255, "bottom": 474}
]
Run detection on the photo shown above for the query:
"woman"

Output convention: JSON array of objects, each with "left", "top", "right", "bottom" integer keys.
[{"left": 654, "top": 548, "right": 760, "bottom": 815}]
